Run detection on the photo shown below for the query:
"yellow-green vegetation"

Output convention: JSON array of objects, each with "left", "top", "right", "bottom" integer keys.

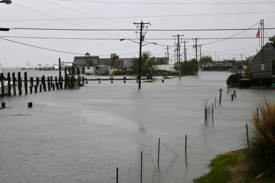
[
  {"left": 193, "top": 149, "right": 247, "bottom": 183},
  {"left": 143, "top": 80, "right": 155, "bottom": 83},
  {"left": 194, "top": 98, "right": 275, "bottom": 183},
  {"left": 163, "top": 76, "right": 172, "bottom": 79},
  {"left": 247, "top": 98, "right": 275, "bottom": 179}
]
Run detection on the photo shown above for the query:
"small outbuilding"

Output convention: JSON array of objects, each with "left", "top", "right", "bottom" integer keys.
[{"left": 94, "top": 65, "right": 109, "bottom": 75}]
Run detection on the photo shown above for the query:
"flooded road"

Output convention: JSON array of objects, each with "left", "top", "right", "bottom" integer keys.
[{"left": 0, "top": 69, "right": 274, "bottom": 182}]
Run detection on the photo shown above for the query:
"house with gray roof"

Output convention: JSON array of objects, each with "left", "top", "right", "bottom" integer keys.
[
  {"left": 73, "top": 52, "right": 99, "bottom": 73},
  {"left": 251, "top": 42, "right": 275, "bottom": 78}
]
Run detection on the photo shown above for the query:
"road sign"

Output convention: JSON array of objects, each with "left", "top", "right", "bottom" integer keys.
[
  {"left": 272, "top": 83, "right": 275, "bottom": 86},
  {"left": 219, "top": 89, "right": 223, "bottom": 92},
  {"left": 203, "top": 99, "right": 209, "bottom": 107}
]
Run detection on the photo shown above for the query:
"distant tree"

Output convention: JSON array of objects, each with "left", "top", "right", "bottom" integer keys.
[
  {"left": 200, "top": 55, "right": 213, "bottom": 62},
  {"left": 269, "top": 35, "right": 275, "bottom": 47},
  {"left": 180, "top": 58, "right": 197, "bottom": 75},
  {"left": 130, "top": 51, "right": 157, "bottom": 75}
]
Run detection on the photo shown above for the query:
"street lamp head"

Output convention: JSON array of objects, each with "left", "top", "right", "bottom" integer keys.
[
  {"left": 0, "top": 0, "right": 12, "bottom": 4},
  {"left": 0, "top": 28, "right": 9, "bottom": 31},
  {"left": 120, "top": 39, "right": 125, "bottom": 41}
]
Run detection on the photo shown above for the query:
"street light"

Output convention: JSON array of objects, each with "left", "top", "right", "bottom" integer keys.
[{"left": 0, "top": 0, "right": 12, "bottom": 4}]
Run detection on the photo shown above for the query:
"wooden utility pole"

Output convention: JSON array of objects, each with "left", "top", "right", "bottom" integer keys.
[
  {"left": 198, "top": 45, "right": 202, "bottom": 71},
  {"left": 173, "top": 34, "right": 184, "bottom": 79},
  {"left": 166, "top": 46, "right": 170, "bottom": 63},
  {"left": 183, "top": 41, "right": 188, "bottom": 61},
  {"left": 193, "top": 38, "right": 199, "bottom": 75},
  {"left": 134, "top": 21, "right": 150, "bottom": 89}
]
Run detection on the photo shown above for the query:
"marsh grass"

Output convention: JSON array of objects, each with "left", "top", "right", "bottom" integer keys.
[
  {"left": 193, "top": 151, "right": 240, "bottom": 183},
  {"left": 247, "top": 98, "right": 275, "bottom": 179}
]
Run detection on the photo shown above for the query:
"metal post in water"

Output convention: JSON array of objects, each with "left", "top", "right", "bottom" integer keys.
[
  {"left": 185, "top": 135, "right": 187, "bottom": 155},
  {"left": 246, "top": 124, "right": 249, "bottom": 148},
  {"left": 231, "top": 94, "right": 234, "bottom": 101},
  {"left": 234, "top": 90, "right": 236, "bottom": 97},
  {"left": 158, "top": 138, "right": 160, "bottom": 169},
  {"left": 205, "top": 106, "right": 207, "bottom": 121},
  {"left": 140, "top": 151, "right": 143, "bottom": 183},
  {"left": 219, "top": 92, "right": 221, "bottom": 104},
  {"left": 212, "top": 103, "right": 214, "bottom": 124},
  {"left": 116, "top": 167, "right": 118, "bottom": 183},
  {"left": 257, "top": 107, "right": 259, "bottom": 117}
]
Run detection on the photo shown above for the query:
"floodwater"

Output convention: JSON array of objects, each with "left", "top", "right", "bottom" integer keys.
[{"left": 0, "top": 68, "right": 274, "bottom": 183}]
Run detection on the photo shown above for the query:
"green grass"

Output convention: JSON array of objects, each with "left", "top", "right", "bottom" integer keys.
[{"left": 193, "top": 151, "right": 239, "bottom": 183}]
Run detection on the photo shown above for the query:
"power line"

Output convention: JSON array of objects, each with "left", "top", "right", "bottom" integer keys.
[
  {"left": 0, "top": 36, "right": 271, "bottom": 41},
  {"left": 61, "top": 1, "right": 275, "bottom": 5},
  {"left": 13, "top": 2, "right": 122, "bottom": 38},
  {"left": 0, "top": 37, "right": 84, "bottom": 55},
  {"left": 1, "top": 11, "right": 275, "bottom": 22},
  {"left": 201, "top": 23, "right": 259, "bottom": 46},
  {"left": 7, "top": 27, "right": 275, "bottom": 31},
  {"left": 0, "top": 37, "right": 140, "bottom": 57}
]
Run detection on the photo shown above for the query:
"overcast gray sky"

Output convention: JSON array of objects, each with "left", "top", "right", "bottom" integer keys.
[{"left": 0, "top": 0, "right": 275, "bottom": 68}]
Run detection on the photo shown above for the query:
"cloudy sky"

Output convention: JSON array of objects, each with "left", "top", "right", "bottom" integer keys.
[{"left": 0, "top": 0, "right": 274, "bottom": 68}]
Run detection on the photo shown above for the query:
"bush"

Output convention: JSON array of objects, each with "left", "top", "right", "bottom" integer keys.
[
  {"left": 226, "top": 74, "right": 238, "bottom": 86},
  {"left": 113, "top": 70, "right": 134, "bottom": 75},
  {"left": 247, "top": 98, "right": 275, "bottom": 178}
]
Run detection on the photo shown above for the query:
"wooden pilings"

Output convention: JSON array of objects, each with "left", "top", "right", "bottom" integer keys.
[{"left": 1, "top": 70, "right": 83, "bottom": 97}]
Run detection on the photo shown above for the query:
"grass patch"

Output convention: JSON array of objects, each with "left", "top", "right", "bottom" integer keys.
[
  {"left": 194, "top": 149, "right": 275, "bottom": 183},
  {"left": 194, "top": 150, "right": 241, "bottom": 183},
  {"left": 164, "top": 76, "right": 172, "bottom": 79}
]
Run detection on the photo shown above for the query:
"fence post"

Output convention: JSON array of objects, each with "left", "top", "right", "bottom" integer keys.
[
  {"left": 212, "top": 103, "right": 214, "bottom": 124},
  {"left": 205, "top": 106, "right": 207, "bottom": 121},
  {"left": 185, "top": 135, "right": 187, "bottom": 155},
  {"left": 246, "top": 124, "right": 249, "bottom": 148},
  {"left": 140, "top": 151, "right": 143, "bottom": 183},
  {"left": 158, "top": 138, "right": 160, "bottom": 169},
  {"left": 116, "top": 167, "right": 118, "bottom": 183},
  {"left": 219, "top": 92, "right": 222, "bottom": 104}
]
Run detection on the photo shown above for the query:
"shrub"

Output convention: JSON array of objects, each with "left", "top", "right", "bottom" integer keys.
[
  {"left": 113, "top": 70, "right": 133, "bottom": 75},
  {"left": 247, "top": 98, "right": 275, "bottom": 178},
  {"left": 226, "top": 74, "right": 238, "bottom": 86}
]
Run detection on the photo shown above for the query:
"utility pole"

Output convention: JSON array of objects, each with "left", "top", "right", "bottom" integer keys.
[
  {"left": 260, "top": 19, "right": 265, "bottom": 87},
  {"left": 173, "top": 34, "right": 184, "bottom": 79},
  {"left": 167, "top": 46, "right": 169, "bottom": 59},
  {"left": 198, "top": 45, "right": 202, "bottom": 71},
  {"left": 183, "top": 41, "right": 188, "bottom": 61},
  {"left": 193, "top": 38, "right": 199, "bottom": 75},
  {"left": 133, "top": 21, "right": 150, "bottom": 89},
  {"left": 166, "top": 46, "right": 170, "bottom": 64}
]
